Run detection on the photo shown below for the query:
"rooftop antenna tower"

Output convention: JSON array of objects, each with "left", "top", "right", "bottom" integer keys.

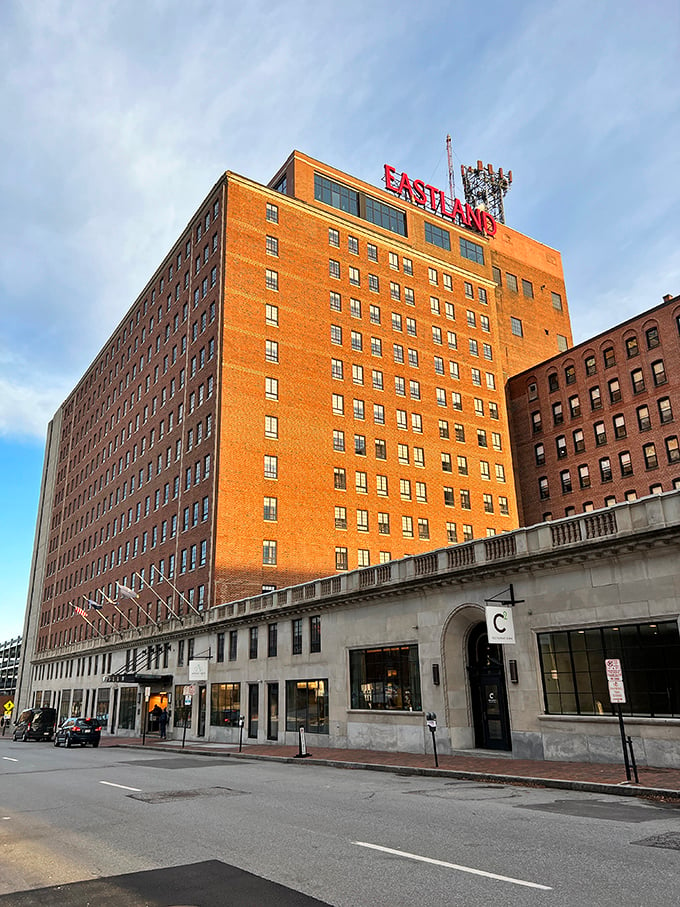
[
  {"left": 460, "top": 160, "right": 513, "bottom": 224},
  {"left": 446, "top": 134, "right": 456, "bottom": 201}
]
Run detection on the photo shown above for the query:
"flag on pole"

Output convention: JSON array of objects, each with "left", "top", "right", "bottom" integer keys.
[
  {"left": 74, "top": 605, "right": 88, "bottom": 617},
  {"left": 87, "top": 599, "right": 103, "bottom": 611},
  {"left": 117, "top": 583, "right": 138, "bottom": 600}
]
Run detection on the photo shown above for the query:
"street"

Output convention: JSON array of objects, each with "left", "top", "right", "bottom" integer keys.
[{"left": 1, "top": 738, "right": 679, "bottom": 906}]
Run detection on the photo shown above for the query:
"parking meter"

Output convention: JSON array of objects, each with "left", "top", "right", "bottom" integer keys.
[
  {"left": 425, "top": 712, "right": 438, "bottom": 767},
  {"left": 238, "top": 714, "right": 245, "bottom": 752}
]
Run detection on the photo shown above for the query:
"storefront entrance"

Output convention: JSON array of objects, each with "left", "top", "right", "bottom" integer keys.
[{"left": 467, "top": 623, "right": 512, "bottom": 751}]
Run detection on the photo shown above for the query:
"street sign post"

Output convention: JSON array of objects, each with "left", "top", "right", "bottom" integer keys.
[{"left": 605, "top": 659, "right": 636, "bottom": 782}]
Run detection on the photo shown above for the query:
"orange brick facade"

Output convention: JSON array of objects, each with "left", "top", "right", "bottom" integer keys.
[{"left": 35, "top": 151, "right": 573, "bottom": 654}]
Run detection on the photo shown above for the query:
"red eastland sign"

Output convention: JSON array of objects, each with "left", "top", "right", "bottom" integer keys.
[{"left": 384, "top": 164, "right": 497, "bottom": 238}]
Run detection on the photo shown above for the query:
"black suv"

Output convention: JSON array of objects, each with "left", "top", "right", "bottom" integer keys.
[
  {"left": 13, "top": 708, "right": 57, "bottom": 742},
  {"left": 54, "top": 717, "right": 102, "bottom": 748}
]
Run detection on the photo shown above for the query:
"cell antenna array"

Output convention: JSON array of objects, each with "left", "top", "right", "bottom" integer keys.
[{"left": 461, "top": 161, "right": 513, "bottom": 224}]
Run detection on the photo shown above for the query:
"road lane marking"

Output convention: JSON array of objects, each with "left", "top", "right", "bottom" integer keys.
[
  {"left": 99, "top": 781, "right": 142, "bottom": 792},
  {"left": 353, "top": 841, "right": 552, "bottom": 891},
  {"left": 2, "top": 757, "right": 18, "bottom": 762}
]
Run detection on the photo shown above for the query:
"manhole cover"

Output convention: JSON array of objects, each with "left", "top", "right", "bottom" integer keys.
[
  {"left": 129, "top": 786, "right": 249, "bottom": 803},
  {"left": 633, "top": 832, "right": 680, "bottom": 851}
]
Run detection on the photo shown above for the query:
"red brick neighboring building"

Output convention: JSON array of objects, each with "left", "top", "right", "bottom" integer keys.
[
  {"left": 507, "top": 294, "right": 680, "bottom": 526},
  {"left": 28, "top": 151, "right": 572, "bottom": 657}
]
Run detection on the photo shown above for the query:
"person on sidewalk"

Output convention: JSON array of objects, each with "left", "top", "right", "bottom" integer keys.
[{"left": 159, "top": 708, "right": 168, "bottom": 740}]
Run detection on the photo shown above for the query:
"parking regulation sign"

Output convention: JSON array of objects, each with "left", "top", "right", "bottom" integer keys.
[
  {"left": 485, "top": 605, "right": 516, "bottom": 644},
  {"left": 605, "top": 658, "right": 626, "bottom": 703}
]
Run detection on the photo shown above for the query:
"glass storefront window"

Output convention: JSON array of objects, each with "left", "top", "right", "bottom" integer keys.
[
  {"left": 174, "top": 684, "right": 192, "bottom": 729},
  {"left": 71, "top": 689, "right": 83, "bottom": 717},
  {"left": 538, "top": 620, "right": 680, "bottom": 717},
  {"left": 95, "top": 689, "right": 110, "bottom": 724},
  {"left": 210, "top": 683, "right": 241, "bottom": 727},
  {"left": 285, "top": 679, "right": 328, "bottom": 734},
  {"left": 349, "top": 645, "right": 422, "bottom": 711},
  {"left": 118, "top": 687, "right": 137, "bottom": 729}
]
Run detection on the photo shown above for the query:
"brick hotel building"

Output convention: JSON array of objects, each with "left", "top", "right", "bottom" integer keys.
[{"left": 17, "top": 150, "right": 578, "bottom": 739}]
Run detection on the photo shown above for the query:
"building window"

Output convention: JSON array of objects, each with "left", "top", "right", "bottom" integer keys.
[
  {"left": 556, "top": 436, "right": 567, "bottom": 459},
  {"left": 263, "top": 496, "right": 278, "bottom": 521},
  {"left": 268, "top": 623, "right": 278, "bottom": 658},
  {"left": 265, "top": 269, "right": 279, "bottom": 291},
  {"left": 291, "top": 618, "right": 303, "bottom": 655},
  {"left": 538, "top": 621, "right": 680, "bottom": 717},
  {"left": 615, "top": 453, "right": 633, "bottom": 481},
  {"left": 510, "top": 317, "right": 523, "bottom": 337},
  {"left": 263, "top": 540, "right": 277, "bottom": 565},
  {"left": 459, "top": 237, "right": 484, "bottom": 264},
  {"left": 335, "top": 547, "right": 348, "bottom": 570},
  {"left": 603, "top": 347, "right": 616, "bottom": 368},
  {"left": 612, "top": 414, "right": 626, "bottom": 440},
  {"left": 578, "top": 464, "right": 590, "bottom": 488},
  {"left": 266, "top": 203, "right": 278, "bottom": 223},
  {"left": 666, "top": 436, "right": 680, "bottom": 464},
  {"left": 552, "top": 402, "right": 564, "bottom": 425},
  {"left": 573, "top": 429, "right": 585, "bottom": 452},
  {"left": 539, "top": 477, "right": 549, "bottom": 500},
  {"left": 625, "top": 336, "right": 639, "bottom": 358},
  {"left": 228, "top": 630, "right": 238, "bottom": 662},
  {"left": 652, "top": 360, "right": 667, "bottom": 386},
  {"left": 599, "top": 457, "right": 612, "bottom": 482},
  {"left": 285, "top": 679, "right": 328, "bottom": 733},
  {"left": 425, "top": 222, "right": 451, "bottom": 250},
  {"left": 658, "top": 398, "right": 673, "bottom": 424},
  {"left": 643, "top": 443, "right": 658, "bottom": 469},
  {"left": 264, "top": 455, "right": 278, "bottom": 479},
  {"left": 637, "top": 405, "right": 651, "bottom": 431},
  {"left": 560, "top": 470, "right": 572, "bottom": 494},
  {"left": 551, "top": 291, "right": 563, "bottom": 311},
  {"left": 590, "top": 386, "right": 602, "bottom": 410},
  {"left": 522, "top": 278, "right": 534, "bottom": 298},
  {"left": 305, "top": 616, "right": 321, "bottom": 654},
  {"left": 265, "top": 340, "right": 279, "bottom": 362},
  {"left": 249, "top": 627, "right": 258, "bottom": 659},
  {"left": 608, "top": 379, "right": 621, "bottom": 403},
  {"left": 535, "top": 443, "right": 545, "bottom": 465},
  {"left": 210, "top": 683, "right": 241, "bottom": 727},
  {"left": 646, "top": 326, "right": 660, "bottom": 349},
  {"left": 631, "top": 368, "right": 645, "bottom": 394},
  {"left": 349, "top": 644, "right": 422, "bottom": 710},
  {"left": 585, "top": 355, "right": 597, "bottom": 376},
  {"left": 506, "top": 273, "right": 518, "bottom": 292},
  {"left": 531, "top": 411, "right": 542, "bottom": 433}
]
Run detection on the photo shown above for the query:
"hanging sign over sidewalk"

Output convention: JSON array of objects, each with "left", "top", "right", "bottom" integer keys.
[{"left": 485, "top": 606, "right": 516, "bottom": 644}]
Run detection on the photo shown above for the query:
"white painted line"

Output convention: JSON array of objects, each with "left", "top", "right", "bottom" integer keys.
[
  {"left": 353, "top": 841, "right": 552, "bottom": 891},
  {"left": 2, "top": 757, "right": 18, "bottom": 762},
  {"left": 99, "top": 781, "right": 142, "bottom": 792}
]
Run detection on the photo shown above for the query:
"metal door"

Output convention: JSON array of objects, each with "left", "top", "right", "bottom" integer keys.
[{"left": 267, "top": 683, "right": 279, "bottom": 740}]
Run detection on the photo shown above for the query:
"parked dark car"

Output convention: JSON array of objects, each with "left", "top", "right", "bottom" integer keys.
[
  {"left": 13, "top": 707, "right": 57, "bottom": 742},
  {"left": 54, "top": 717, "right": 102, "bottom": 748}
]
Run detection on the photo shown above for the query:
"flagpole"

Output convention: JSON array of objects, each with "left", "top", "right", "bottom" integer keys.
[
  {"left": 82, "top": 595, "right": 118, "bottom": 636},
  {"left": 116, "top": 581, "right": 161, "bottom": 629},
  {"left": 135, "top": 564, "right": 184, "bottom": 626},
  {"left": 148, "top": 566, "right": 205, "bottom": 620},
  {"left": 71, "top": 602, "right": 102, "bottom": 638},
  {"left": 98, "top": 588, "right": 142, "bottom": 636}
]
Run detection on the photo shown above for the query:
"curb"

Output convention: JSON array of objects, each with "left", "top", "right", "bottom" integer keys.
[{"left": 104, "top": 743, "right": 680, "bottom": 802}]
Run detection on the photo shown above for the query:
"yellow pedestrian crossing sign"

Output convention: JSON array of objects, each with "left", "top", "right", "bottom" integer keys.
[{"left": 4, "top": 701, "right": 14, "bottom": 713}]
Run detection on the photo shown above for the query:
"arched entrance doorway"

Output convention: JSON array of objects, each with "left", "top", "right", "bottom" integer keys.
[{"left": 467, "top": 623, "right": 512, "bottom": 751}]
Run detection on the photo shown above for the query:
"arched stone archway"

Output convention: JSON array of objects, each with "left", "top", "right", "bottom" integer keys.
[
  {"left": 440, "top": 602, "right": 485, "bottom": 750},
  {"left": 441, "top": 603, "right": 512, "bottom": 751}
]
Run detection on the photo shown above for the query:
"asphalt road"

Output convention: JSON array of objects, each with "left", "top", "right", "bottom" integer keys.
[{"left": 1, "top": 737, "right": 679, "bottom": 906}]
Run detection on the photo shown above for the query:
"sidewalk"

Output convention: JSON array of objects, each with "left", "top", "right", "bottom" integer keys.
[{"left": 100, "top": 734, "right": 680, "bottom": 801}]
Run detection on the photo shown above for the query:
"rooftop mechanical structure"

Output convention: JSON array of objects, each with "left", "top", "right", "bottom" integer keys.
[{"left": 461, "top": 160, "right": 512, "bottom": 225}]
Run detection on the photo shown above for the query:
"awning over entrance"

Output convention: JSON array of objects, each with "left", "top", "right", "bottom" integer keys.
[{"left": 104, "top": 673, "right": 173, "bottom": 685}]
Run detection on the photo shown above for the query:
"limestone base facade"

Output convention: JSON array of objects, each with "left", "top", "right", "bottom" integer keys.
[{"left": 20, "top": 493, "right": 680, "bottom": 767}]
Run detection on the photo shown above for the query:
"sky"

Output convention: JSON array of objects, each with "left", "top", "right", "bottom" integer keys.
[{"left": 1, "top": 0, "right": 679, "bottom": 640}]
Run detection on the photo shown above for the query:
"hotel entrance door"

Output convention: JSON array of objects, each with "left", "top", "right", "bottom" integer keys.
[{"left": 467, "top": 623, "right": 512, "bottom": 751}]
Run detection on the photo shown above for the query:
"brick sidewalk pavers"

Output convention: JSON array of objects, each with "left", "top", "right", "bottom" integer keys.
[{"left": 101, "top": 736, "right": 680, "bottom": 796}]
